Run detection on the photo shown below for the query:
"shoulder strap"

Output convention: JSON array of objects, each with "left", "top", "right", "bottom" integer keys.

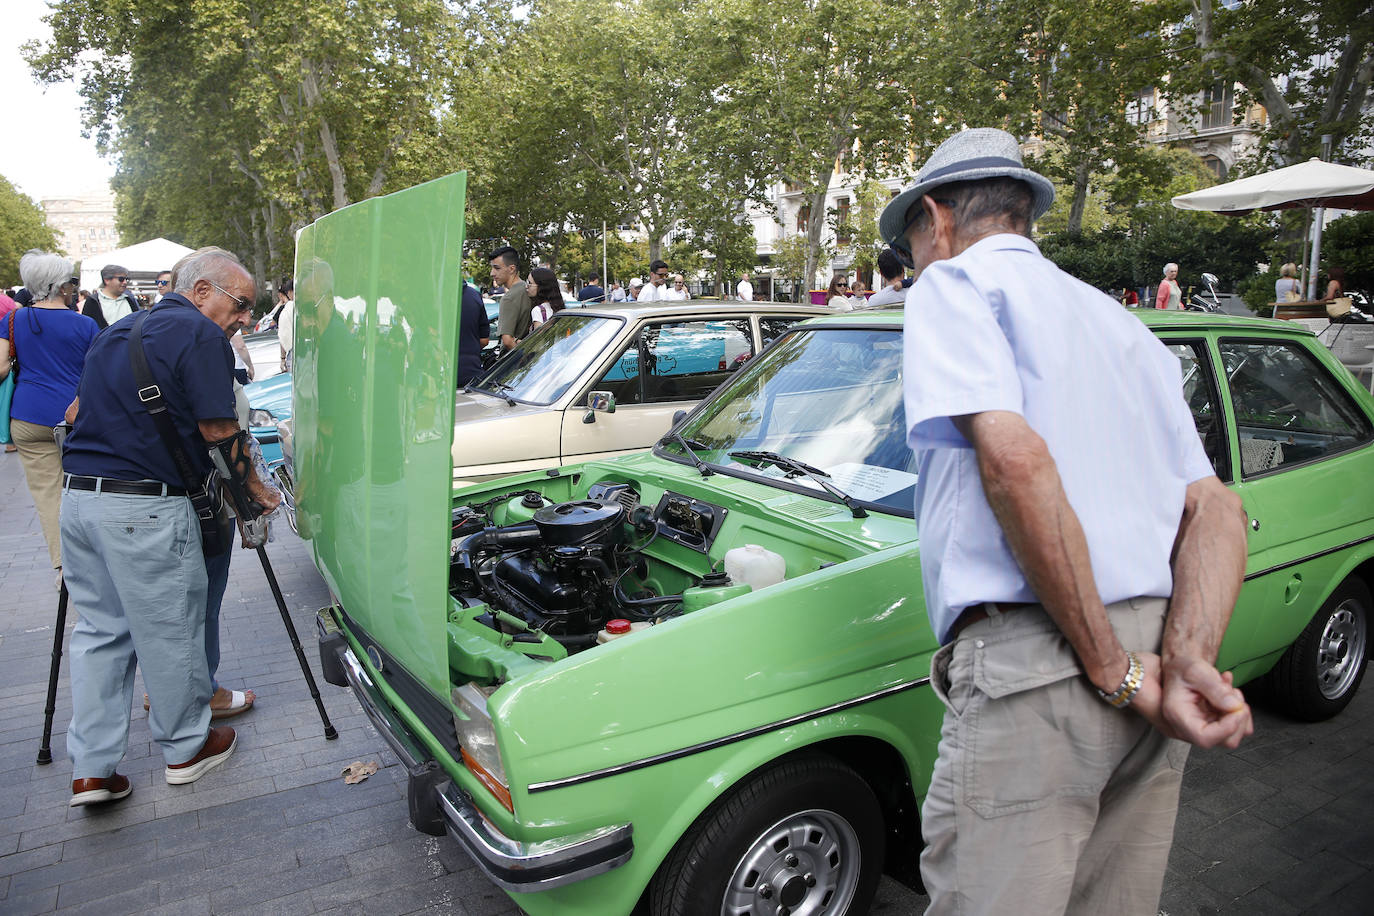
[
  {"left": 6, "top": 310, "right": 15, "bottom": 370},
  {"left": 128, "top": 308, "right": 206, "bottom": 493}
]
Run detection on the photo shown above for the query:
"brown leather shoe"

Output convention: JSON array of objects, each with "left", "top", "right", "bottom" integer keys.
[
  {"left": 165, "top": 726, "right": 237, "bottom": 785},
  {"left": 70, "top": 773, "right": 132, "bottom": 807}
]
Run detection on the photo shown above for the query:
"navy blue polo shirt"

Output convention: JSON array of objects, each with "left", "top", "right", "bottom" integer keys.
[
  {"left": 63, "top": 294, "right": 236, "bottom": 485},
  {"left": 577, "top": 284, "right": 605, "bottom": 302},
  {"left": 456, "top": 283, "right": 488, "bottom": 386}
]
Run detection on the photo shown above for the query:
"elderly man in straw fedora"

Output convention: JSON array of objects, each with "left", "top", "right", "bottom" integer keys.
[{"left": 883, "top": 127, "right": 1253, "bottom": 914}]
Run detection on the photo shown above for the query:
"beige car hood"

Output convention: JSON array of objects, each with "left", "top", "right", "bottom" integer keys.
[{"left": 451, "top": 391, "right": 562, "bottom": 470}]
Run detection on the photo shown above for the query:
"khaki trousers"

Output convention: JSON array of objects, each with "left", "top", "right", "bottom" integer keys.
[
  {"left": 12, "top": 418, "right": 64, "bottom": 569},
  {"left": 920, "top": 598, "right": 1188, "bottom": 916}
]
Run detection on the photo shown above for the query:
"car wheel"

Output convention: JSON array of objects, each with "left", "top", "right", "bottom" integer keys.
[
  {"left": 649, "top": 754, "right": 884, "bottom": 916},
  {"left": 1269, "top": 578, "right": 1370, "bottom": 721}
]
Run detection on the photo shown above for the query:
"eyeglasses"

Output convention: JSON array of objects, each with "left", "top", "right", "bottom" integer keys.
[
  {"left": 654, "top": 270, "right": 669, "bottom": 278},
  {"left": 111, "top": 276, "right": 130, "bottom": 283},
  {"left": 207, "top": 279, "right": 254, "bottom": 312},
  {"left": 892, "top": 196, "right": 958, "bottom": 269},
  {"left": 156, "top": 279, "right": 170, "bottom": 287}
]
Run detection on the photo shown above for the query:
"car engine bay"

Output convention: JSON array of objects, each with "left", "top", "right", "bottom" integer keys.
[{"left": 448, "top": 482, "right": 734, "bottom": 652}]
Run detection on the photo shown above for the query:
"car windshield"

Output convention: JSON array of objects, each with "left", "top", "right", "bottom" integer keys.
[
  {"left": 666, "top": 327, "right": 918, "bottom": 516},
  {"left": 471, "top": 314, "right": 624, "bottom": 405}
]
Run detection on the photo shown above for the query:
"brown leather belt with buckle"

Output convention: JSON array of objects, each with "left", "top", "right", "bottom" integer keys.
[{"left": 950, "top": 601, "right": 1037, "bottom": 640}]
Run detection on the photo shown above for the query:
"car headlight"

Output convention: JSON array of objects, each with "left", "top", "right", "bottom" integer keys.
[
  {"left": 452, "top": 683, "right": 512, "bottom": 811},
  {"left": 248, "top": 408, "right": 277, "bottom": 427}
]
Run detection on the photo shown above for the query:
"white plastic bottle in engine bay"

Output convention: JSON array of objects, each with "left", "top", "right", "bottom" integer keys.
[
  {"left": 724, "top": 544, "right": 786, "bottom": 590},
  {"left": 596, "top": 618, "right": 653, "bottom": 644}
]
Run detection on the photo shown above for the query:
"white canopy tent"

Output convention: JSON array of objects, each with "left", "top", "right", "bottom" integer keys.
[
  {"left": 79, "top": 238, "right": 194, "bottom": 293},
  {"left": 1172, "top": 158, "right": 1374, "bottom": 299}
]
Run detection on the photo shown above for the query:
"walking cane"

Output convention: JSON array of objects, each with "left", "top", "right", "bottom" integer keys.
[
  {"left": 255, "top": 544, "right": 338, "bottom": 741},
  {"left": 37, "top": 582, "right": 69, "bottom": 765}
]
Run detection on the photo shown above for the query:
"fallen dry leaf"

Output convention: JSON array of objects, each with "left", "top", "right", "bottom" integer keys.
[{"left": 341, "top": 760, "right": 380, "bottom": 784}]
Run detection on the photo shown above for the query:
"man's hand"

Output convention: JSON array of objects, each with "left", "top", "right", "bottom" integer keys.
[
  {"left": 1162, "top": 654, "right": 1252, "bottom": 749},
  {"left": 1130, "top": 651, "right": 1251, "bottom": 748},
  {"left": 247, "top": 474, "right": 283, "bottom": 513}
]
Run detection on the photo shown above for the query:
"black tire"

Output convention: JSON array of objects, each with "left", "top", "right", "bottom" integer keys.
[
  {"left": 649, "top": 754, "right": 885, "bottom": 916},
  {"left": 1268, "top": 577, "right": 1370, "bottom": 721}
]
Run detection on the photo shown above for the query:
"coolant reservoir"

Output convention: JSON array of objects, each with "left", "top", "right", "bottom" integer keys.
[
  {"left": 724, "top": 544, "right": 786, "bottom": 590},
  {"left": 596, "top": 618, "right": 652, "bottom": 644},
  {"left": 681, "top": 572, "right": 752, "bottom": 614}
]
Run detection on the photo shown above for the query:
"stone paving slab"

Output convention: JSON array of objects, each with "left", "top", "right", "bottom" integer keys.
[{"left": 1, "top": 450, "right": 1371, "bottom": 914}]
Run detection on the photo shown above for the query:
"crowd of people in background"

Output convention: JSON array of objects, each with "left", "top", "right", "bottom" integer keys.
[{"left": 475, "top": 254, "right": 906, "bottom": 325}]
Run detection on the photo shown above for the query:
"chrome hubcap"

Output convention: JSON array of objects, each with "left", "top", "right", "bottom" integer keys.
[
  {"left": 1317, "top": 599, "right": 1367, "bottom": 700},
  {"left": 721, "top": 809, "right": 860, "bottom": 916}
]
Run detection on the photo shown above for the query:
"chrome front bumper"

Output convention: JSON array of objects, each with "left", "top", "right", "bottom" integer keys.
[
  {"left": 316, "top": 610, "right": 634, "bottom": 891},
  {"left": 269, "top": 460, "right": 297, "bottom": 535}
]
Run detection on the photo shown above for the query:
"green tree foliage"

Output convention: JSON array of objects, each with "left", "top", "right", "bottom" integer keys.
[
  {"left": 703, "top": 0, "right": 928, "bottom": 286},
  {"left": 1178, "top": 0, "right": 1374, "bottom": 168},
  {"left": 931, "top": 0, "right": 1177, "bottom": 234},
  {"left": 28, "top": 0, "right": 459, "bottom": 289},
  {"left": 1321, "top": 212, "right": 1374, "bottom": 294},
  {"left": 1041, "top": 208, "right": 1269, "bottom": 300},
  {"left": 0, "top": 176, "right": 61, "bottom": 287}
]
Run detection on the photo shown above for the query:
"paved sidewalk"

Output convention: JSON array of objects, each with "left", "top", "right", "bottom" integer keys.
[{"left": 1, "top": 449, "right": 1371, "bottom": 915}]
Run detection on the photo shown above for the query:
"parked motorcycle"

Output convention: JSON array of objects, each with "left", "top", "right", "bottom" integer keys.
[{"left": 1186, "top": 272, "right": 1224, "bottom": 313}]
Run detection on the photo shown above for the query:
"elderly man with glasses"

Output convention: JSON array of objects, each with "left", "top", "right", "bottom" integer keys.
[
  {"left": 59, "top": 246, "right": 280, "bottom": 808},
  {"left": 83, "top": 264, "right": 141, "bottom": 329}
]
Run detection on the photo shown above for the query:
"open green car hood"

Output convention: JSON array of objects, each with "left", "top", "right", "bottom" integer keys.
[{"left": 292, "top": 172, "right": 466, "bottom": 700}]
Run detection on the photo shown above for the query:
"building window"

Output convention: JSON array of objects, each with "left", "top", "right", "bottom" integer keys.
[
  {"left": 1126, "top": 88, "right": 1156, "bottom": 125},
  {"left": 1201, "top": 155, "right": 1227, "bottom": 180},
  {"left": 1202, "top": 81, "right": 1233, "bottom": 130},
  {"left": 796, "top": 205, "right": 811, "bottom": 233},
  {"left": 836, "top": 197, "right": 851, "bottom": 245}
]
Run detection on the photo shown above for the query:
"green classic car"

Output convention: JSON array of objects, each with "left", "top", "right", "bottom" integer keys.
[{"left": 294, "top": 175, "right": 1373, "bottom": 916}]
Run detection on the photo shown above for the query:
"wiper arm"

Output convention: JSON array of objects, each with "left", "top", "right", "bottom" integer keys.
[
  {"left": 728, "top": 450, "right": 868, "bottom": 518},
  {"left": 465, "top": 381, "right": 516, "bottom": 407},
  {"left": 660, "top": 432, "right": 713, "bottom": 476}
]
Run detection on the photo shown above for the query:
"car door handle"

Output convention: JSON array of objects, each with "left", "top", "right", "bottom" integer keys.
[{"left": 1285, "top": 574, "right": 1303, "bottom": 605}]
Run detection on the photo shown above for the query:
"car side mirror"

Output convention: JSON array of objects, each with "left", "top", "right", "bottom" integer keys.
[
  {"left": 584, "top": 390, "right": 616, "bottom": 424},
  {"left": 672, "top": 409, "right": 687, "bottom": 427}
]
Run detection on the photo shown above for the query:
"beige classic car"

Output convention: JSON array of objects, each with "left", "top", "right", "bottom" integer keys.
[{"left": 450, "top": 302, "right": 825, "bottom": 485}]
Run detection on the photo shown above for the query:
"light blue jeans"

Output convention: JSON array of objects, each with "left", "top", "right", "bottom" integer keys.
[{"left": 62, "top": 487, "right": 213, "bottom": 777}]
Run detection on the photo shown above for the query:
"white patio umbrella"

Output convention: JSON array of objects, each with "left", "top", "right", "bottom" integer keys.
[
  {"left": 1172, "top": 158, "right": 1374, "bottom": 298},
  {"left": 1171, "top": 158, "right": 1374, "bottom": 213}
]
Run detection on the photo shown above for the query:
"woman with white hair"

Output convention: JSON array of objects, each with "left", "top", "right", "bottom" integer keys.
[
  {"left": 1155, "top": 262, "right": 1182, "bottom": 310},
  {"left": 1, "top": 250, "right": 99, "bottom": 586}
]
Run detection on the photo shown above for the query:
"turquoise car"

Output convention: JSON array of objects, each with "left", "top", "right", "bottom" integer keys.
[
  {"left": 246, "top": 372, "right": 294, "bottom": 464},
  {"left": 294, "top": 175, "right": 1372, "bottom": 916}
]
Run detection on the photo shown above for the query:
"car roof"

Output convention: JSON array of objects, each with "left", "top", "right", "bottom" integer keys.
[
  {"left": 563, "top": 300, "right": 830, "bottom": 320},
  {"left": 792, "top": 306, "right": 1315, "bottom": 336}
]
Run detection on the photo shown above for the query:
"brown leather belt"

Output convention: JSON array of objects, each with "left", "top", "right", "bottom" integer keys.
[{"left": 950, "top": 601, "right": 1036, "bottom": 640}]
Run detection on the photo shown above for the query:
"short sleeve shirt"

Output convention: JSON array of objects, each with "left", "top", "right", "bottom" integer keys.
[
  {"left": 497, "top": 280, "right": 532, "bottom": 341},
  {"left": 902, "top": 234, "right": 1214, "bottom": 644},
  {"left": 636, "top": 282, "right": 669, "bottom": 302},
  {"left": 63, "top": 294, "right": 236, "bottom": 485},
  {"left": 456, "top": 284, "right": 488, "bottom": 385},
  {"left": 1, "top": 306, "right": 99, "bottom": 426}
]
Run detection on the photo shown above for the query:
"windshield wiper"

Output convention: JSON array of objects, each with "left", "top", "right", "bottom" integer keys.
[
  {"left": 728, "top": 450, "right": 868, "bottom": 518},
  {"left": 660, "top": 432, "right": 713, "bottom": 476},
  {"left": 465, "top": 380, "right": 516, "bottom": 407}
]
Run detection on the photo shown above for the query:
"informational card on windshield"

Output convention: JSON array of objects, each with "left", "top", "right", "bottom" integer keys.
[{"left": 753, "top": 461, "right": 919, "bottom": 503}]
